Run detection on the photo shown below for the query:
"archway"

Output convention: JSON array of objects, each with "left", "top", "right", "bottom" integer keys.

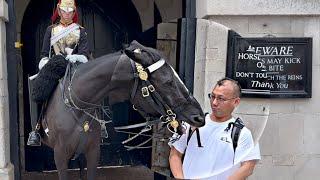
[{"left": 20, "top": 0, "right": 147, "bottom": 172}]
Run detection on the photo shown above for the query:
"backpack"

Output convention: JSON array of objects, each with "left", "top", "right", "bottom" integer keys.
[
  {"left": 186, "top": 117, "right": 244, "bottom": 152},
  {"left": 227, "top": 117, "right": 245, "bottom": 153}
]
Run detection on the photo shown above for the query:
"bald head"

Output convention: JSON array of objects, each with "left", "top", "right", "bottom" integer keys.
[{"left": 215, "top": 78, "right": 241, "bottom": 98}]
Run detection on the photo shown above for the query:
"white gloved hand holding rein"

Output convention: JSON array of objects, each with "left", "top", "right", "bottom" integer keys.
[
  {"left": 66, "top": 54, "right": 88, "bottom": 63},
  {"left": 30, "top": 56, "right": 49, "bottom": 80},
  {"left": 38, "top": 57, "right": 49, "bottom": 70}
]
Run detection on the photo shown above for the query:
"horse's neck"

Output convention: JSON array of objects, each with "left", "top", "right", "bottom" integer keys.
[{"left": 70, "top": 53, "right": 133, "bottom": 106}]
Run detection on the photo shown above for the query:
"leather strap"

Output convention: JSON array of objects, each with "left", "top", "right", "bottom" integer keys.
[{"left": 50, "top": 23, "right": 79, "bottom": 45}]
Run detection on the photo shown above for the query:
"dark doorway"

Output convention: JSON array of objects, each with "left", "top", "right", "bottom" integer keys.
[{"left": 20, "top": 0, "right": 158, "bottom": 172}]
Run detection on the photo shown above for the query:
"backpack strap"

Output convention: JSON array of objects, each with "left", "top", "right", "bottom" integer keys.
[
  {"left": 182, "top": 126, "right": 202, "bottom": 163},
  {"left": 230, "top": 117, "right": 245, "bottom": 153},
  {"left": 187, "top": 127, "right": 192, "bottom": 145},
  {"left": 186, "top": 112, "right": 208, "bottom": 147},
  {"left": 186, "top": 127, "right": 202, "bottom": 147}
]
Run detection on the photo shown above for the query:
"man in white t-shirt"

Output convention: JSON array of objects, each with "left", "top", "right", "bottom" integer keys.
[{"left": 169, "top": 78, "right": 260, "bottom": 180}]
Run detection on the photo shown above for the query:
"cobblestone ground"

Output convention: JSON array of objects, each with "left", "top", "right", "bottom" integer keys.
[{"left": 21, "top": 165, "right": 161, "bottom": 180}]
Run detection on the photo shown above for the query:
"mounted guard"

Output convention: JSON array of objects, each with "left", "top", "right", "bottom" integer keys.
[{"left": 27, "top": 0, "right": 90, "bottom": 146}]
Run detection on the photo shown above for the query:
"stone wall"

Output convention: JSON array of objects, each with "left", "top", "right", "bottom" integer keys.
[
  {"left": 195, "top": 1, "right": 320, "bottom": 179},
  {"left": 0, "top": 0, "right": 13, "bottom": 179}
]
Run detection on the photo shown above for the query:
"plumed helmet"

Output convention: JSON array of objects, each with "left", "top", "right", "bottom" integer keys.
[
  {"left": 51, "top": 0, "right": 79, "bottom": 23},
  {"left": 59, "top": 0, "right": 75, "bottom": 12}
]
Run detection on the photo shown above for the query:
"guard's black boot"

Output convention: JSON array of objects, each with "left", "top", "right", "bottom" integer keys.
[{"left": 27, "top": 131, "right": 41, "bottom": 146}]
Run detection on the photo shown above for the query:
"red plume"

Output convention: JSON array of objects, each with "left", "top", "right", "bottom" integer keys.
[{"left": 72, "top": 0, "right": 79, "bottom": 23}]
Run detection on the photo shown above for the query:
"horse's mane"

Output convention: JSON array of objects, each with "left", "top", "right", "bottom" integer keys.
[
  {"left": 75, "top": 51, "right": 123, "bottom": 75},
  {"left": 31, "top": 51, "right": 123, "bottom": 103}
]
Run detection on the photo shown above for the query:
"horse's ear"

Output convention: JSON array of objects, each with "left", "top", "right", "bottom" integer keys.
[
  {"left": 125, "top": 40, "right": 162, "bottom": 66},
  {"left": 124, "top": 48, "right": 144, "bottom": 65},
  {"left": 124, "top": 40, "right": 146, "bottom": 65}
]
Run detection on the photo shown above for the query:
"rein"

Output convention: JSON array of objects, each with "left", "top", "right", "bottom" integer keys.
[
  {"left": 60, "top": 63, "right": 112, "bottom": 139},
  {"left": 60, "top": 54, "right": 184, "bottom": 150}
]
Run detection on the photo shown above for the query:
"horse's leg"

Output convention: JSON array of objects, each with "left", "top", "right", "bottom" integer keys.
[
  {"left": 85, "top": 129, "right": 101, "bottom": 180},
  {"left": 54, "top": 146, "right": 70, "bottom": 180},
  {"left": 78, "top": 154, "right": 86, "bottom": 180},
  {"left": 85, "top": 144, "right": 100, "bottom": 180}
]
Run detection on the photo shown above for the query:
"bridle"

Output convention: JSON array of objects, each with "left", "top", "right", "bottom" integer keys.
[
  {"left": 60, "top": 52, "right": 191, "bottom": 150},
  {"left": 129, "top": 54, "right": 182, "bottom": 134}
]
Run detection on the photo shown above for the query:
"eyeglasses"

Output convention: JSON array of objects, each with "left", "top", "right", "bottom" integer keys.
[{"left": 208, "top": 93, "right": 237, "bottom": 104}]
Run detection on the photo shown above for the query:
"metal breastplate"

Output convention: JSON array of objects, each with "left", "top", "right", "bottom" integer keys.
[{"left": 51, "top": 24, "right": 80, "bottom": 55}]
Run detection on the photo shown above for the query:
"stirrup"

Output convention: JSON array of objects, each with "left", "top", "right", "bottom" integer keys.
[
  {"left": 27, "top": 131, "right": 41, "bottom": 146},
  {"left": 100, "top": 123, "right": 108, "bottom": 138}
]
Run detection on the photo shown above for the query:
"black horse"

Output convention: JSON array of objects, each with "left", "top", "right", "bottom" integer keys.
[{"left": 34, "top": 40, "right": 205, "bottom": 180}]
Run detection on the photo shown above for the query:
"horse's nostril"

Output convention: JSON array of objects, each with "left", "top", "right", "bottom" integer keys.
[
  {"left": 191, "top": 115, "right": 205, "bottom": 127},
  {"left": 194, "top": 116, "right": 204, "bottom": 122}
]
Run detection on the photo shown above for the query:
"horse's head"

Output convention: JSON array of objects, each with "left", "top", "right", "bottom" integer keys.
[{"left": 124, "top": 40, "right": 205, "bottom": 133}]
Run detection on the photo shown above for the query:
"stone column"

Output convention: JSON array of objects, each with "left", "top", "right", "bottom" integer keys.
[
  {"left": 0, "top": 0, "right": 14, "bottom": 180},
  {"left": 194, "top": 19, "right": 230, "bottom": 112}
]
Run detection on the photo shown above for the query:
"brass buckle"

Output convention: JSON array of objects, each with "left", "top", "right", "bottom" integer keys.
[
  {"left": 167, "top": 109, "right": 174, "bottom": 116},
  {"left": 167, "top": 109, "right": 176, "bottom": 119},
  {"left": 138, "top": 71, "right": 148, "bottom": 81},
  {"left": 170, "top": 119, "right": 179, "bottom": 132},
  {"left": 136, "top": 62, "right": 148, "bottom": 81},
  {"left": 148, "top": 85, "right": 155, "bottom": 92},
  {"left": 83, "top": 121, "right": 90, "bottom": 132},
  {"left": 141, "top": 87, "right": 149, "bottom": 97},
  {"left": 35, "top": 123, "right": 40, "bottom": 131}
]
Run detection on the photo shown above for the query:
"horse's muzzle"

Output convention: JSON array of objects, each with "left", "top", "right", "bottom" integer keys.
[{"left": 189, "top": 115, "right": 205, "bottom": 127}]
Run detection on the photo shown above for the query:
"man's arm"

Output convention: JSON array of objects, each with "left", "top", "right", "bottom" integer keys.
[
  {"left": 228, "top": 160, "right": 258, "bottom": 180},
  {"left": 229, "top": 127, "right": 260, "bottom": 180},
  {"left": 169, "top": 146, "right": 184, "bottom": 179}
]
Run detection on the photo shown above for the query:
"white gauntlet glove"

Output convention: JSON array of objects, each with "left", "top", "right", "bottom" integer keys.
[
  {"left": 30, "top": 56, "right": 48, "bottom": 80},
  {"left": 38, "top": 57, "right": 49, "bottom": 70},
  {"left": 66, "top": 54, "right": 88, "bottom": 63}
]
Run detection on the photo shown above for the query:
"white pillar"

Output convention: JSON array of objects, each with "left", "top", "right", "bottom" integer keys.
[
  {"left": 0, "top": 0, "right": 14, "bottom": 179},
  {"left": 194, "top": 19, "right": 229, "bottom": 112}
]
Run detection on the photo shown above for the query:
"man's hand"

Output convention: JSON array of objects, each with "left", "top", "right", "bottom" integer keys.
[
  {"left": 66, "top": 54, "right": 88, "bottom": 63},
  {"left": 169, "top": 147, "right": 184, "bottom": 179}
]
